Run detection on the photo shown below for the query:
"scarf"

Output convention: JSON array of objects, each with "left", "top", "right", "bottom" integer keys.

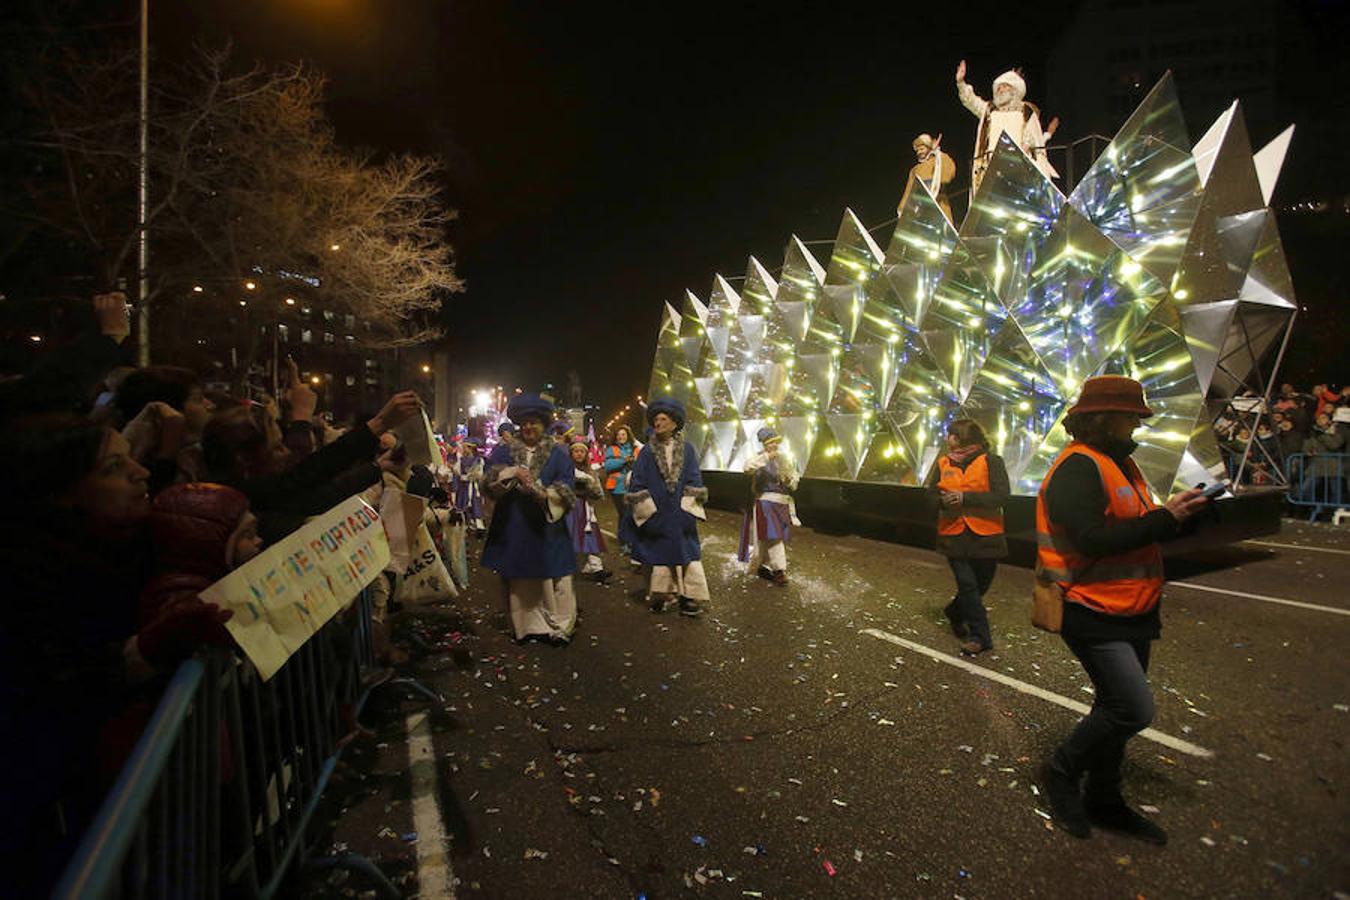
[
  {"left": 653, "top": 430, "right": 685, "bottom": 494},
  {"left": 945, "top": 443, "right": 984, "bottom": 466}
]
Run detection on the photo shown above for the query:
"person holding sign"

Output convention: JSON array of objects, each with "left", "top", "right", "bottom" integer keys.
[{"left": 481, "top": 394, "right": 579, "bottom": 645}]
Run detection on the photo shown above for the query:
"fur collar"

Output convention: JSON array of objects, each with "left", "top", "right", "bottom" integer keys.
[
  {"left": 506, "top": 434, "right": 556, "bottom": 482},
  {"left": 653, "top": 430, "right": 685, "bottom": 493}
]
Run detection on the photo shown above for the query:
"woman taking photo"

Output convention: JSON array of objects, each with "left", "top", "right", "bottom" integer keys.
[{"left": 926, "top": 418, "right": 1008, "bottom": 655}]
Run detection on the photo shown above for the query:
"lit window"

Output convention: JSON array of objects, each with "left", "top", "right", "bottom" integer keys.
[
  {"left": 322, "top": 310, "right": 335, "bottom": 323},
  {"left": 323, "top": 332, "right": 335, "bottom": 345},
  {"left": 345, "top": 335, "right": 355, "bottom": 347},
  {"left": 278, "top": 324, "right": 290, "bottom": 343},
  {"left": 344, "top": 314, "right": 355, "bottom": 329},
  {"left": 301, "top": 329, "right": 313, "bottom": 344},
  {"left": 345, "top": 375, "right": 356, "bottom": 387}
]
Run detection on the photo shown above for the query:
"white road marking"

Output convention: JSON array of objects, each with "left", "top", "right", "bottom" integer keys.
[
  {"left": 859, "top": 628, "right": 1215, "bottom": 759},
  {"left": 406, "top": 711, "right": 455, "bottom": 899},
  {"left": 1166, "top": 580, "right": 1350, "bottom": 616},
  {"left": 1241, "top": 539, "right": 1350, "bottom": 557}
]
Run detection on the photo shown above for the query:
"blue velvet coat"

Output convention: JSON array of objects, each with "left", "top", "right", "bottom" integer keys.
[
  {"left": 625, "top": 436, "right": 706, "bottom": 566},
  {"left": 480, "top": 438, "right": 577, "bottom": 579}
]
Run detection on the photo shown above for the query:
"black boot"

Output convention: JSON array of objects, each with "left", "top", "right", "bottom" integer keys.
[
  {"left": 1084, "top": 800, "right": 1167, "bottom": 845},
  {"left": 1084, "top": 746, "right": 1166, "bottom": 845},
  {"left": 1040, "top": 759, "right": 1091, "bottom": 838}
]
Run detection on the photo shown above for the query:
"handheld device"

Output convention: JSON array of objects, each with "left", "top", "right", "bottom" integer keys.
[{"left": 1197, "top": 481, "right": 1229, "bottom": 499}]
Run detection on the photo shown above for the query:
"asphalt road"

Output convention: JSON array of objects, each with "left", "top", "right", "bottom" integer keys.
[{"left": 306, "top": 510, "right": 1350, "bottom": 900}]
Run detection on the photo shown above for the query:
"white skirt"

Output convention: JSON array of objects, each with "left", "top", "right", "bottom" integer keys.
[{"left": 505, "top": 576, "right": 577, "bottom": 641}]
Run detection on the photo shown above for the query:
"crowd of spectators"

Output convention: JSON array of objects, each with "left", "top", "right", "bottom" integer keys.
[
  {"left": 1212, "top": 382, "right": 1349, "bottom": 490},
  {"left": 0, "top": 294, "right": 428, "bottom": 896}
]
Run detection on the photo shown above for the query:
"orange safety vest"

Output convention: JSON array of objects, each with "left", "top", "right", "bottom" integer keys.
[
  {"left": 1035, "top": 441, "right": 1165, "bottom": 616},
  {"left": 936, "top": 452, "right": 1005, "bottom": 536}
]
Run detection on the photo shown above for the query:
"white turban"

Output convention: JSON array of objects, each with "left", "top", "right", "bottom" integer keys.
[{"left": 992, "top": 70, "right": 1026, "bottom": 108}]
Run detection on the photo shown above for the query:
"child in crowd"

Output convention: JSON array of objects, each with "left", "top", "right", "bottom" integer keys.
[{"left": 569, "top": 437, "right": 613, "bottom": 583}]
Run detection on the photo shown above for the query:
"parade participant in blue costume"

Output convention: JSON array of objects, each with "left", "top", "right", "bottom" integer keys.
[
  {"left": 480, "top": 394, "right": 578, "bottom": 644},
  {"left": 625, "top": 398, "right": 709, "bottom": 616},
  {"left": 568, "top": 438, "right": 613, "bottom": 583},
  {"left": 738, "top": 426, "right": 800, "bottom": 586},
  {"left": 452, "top": 437, "right": 486, "bottom": 536}
]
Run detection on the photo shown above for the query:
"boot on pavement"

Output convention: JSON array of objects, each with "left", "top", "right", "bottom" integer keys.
[
  {"left": 678, "top": 596, "right": 704, "bottom": 617},
  {"left": 1040, "top": 762, "right": 1092, "bottom": 838},
  {"left": 1084, "top": 800, "right": 1167, "bottom": 845},
  {"left": 756, "top": 565, "right": 774, "bottom": 581},
  {"left": 770, "top": 570, "right": 788, "bottom": 586}
]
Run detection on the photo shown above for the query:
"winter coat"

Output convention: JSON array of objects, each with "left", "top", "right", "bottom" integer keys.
[
  {"left": 0, "top": 508, "right": 151, "bottom": 892},
  {"left": 141, "top": 483, "right": 251, "bottom": 625},
  {"left": 480, "top": 437, "right": 576, "bottom": 579},
  {"left": 221, "top": 425, "right": 381, "bottom": 545},
  {"left": 625, "top": 434, "right": 706, "bottom": 567},
  {"left": 602, "top": 441, "right": 637, "bottom": 494}
]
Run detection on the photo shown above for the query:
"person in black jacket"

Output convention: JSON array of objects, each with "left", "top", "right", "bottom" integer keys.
[
  {"left": 202, "top": 390, "right": 422, "bottom": 544},
  {"left": 1037, "top": 376, "right": 1209, "bottom": 845}
]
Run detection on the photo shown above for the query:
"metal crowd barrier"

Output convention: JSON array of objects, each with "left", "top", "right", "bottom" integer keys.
[
  {"left": 52, "top": 588, "right": 436, "bottom": 900},
  {"left": 1284, "top": 453, "right": 1349, "bottom": 522}
]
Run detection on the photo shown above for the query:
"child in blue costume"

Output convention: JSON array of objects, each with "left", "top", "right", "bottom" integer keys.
[
  {"left": 480, "top": 394, "right": 578, "bottom": 644},
  {"left": 625, "top": 398, "right": 709, "bottom": 617},
  {"left": 567, "top": 438, "right": 613, "bottom": 583}
]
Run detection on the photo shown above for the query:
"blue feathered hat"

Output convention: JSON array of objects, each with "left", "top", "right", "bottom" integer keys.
[
  {"left": 506, "top": 393, "right": 554, "bottom": 424},
  {"left": 757, "top": 426, "right": 780, "bottom": 445},
  {"left": 646, "top": 397, "right": 685, "bottom": 428}
]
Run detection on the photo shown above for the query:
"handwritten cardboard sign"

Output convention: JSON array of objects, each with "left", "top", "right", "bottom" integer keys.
[{"left": 203, "top": 495, "right": 391, "bottom": 680}]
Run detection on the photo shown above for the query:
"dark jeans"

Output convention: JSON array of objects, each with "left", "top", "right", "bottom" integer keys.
[
  {"left": 609, "top": 494, "right": 630, "bottom": 549},
  {"left": 1053, "top": 637, "right": 1155, "bottom": 803},
  {"left": 944, "top": 557, "right": 997, "bottom": 647}
]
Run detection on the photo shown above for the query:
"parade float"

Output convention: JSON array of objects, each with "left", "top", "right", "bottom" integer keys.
[{"left": 643, "top": 74, "right": 1294, "bottom": 557}]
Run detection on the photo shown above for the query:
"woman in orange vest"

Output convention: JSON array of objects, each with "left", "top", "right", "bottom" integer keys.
[
  {"left": 1036, "top": 376, "right": 1209, "bottom": 845},
  {"left": 926, "top": 419, "right": 1008, "bottom": 655}
]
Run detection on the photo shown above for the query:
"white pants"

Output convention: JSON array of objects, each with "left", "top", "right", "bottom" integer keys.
[
  {"left": 505, "top": 576, "right": 577, "bottom": 641},
  {"left": 754, "top": 540, "right": 787, "bottom": 572},
  {"left": 649, "top": 560, "right": 710, "bottom": 601}
]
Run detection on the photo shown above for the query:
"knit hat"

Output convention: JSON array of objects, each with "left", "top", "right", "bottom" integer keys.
[
  {"left": 646, "top": 397, "right": 686, "bottom": 428},
  {"left": 497, "top": 421, "right": 516, "bottom": 436},
  {"left": 913, "top": 133, "right": 935, "bottom": 151},
  {"left": 569, "top": 437, "right": 589, "bottom": 453},
  {"left": 757, "top": 426, "right": 780, "bottom": 446},
  {"left": 1066, "top": 376, "right": 1154, "bottom": 417},
  {"left": 506, "top": 393, "right": 553, "bottom": 424}
]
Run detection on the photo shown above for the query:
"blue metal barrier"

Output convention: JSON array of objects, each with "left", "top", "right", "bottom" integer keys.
[
  {"left": 1284, "top": 453, "right": 1349, "bottom": 521},
  {"left": 52, "top": 588, "right": 431, "bottom": 900}
]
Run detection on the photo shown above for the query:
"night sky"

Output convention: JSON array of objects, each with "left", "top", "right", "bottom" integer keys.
[{"left": 155, "top": 0, "right": 1345, "bottom": 415}]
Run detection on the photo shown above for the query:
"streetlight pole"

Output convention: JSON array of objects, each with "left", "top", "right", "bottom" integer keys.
[{"left": 136, "top": 0, "right": 151, "bottom": 365}]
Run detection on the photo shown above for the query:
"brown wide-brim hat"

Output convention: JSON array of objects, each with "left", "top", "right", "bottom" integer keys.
[{"left": 1066, "top": 375, "right": 1154, "bottom": 417}]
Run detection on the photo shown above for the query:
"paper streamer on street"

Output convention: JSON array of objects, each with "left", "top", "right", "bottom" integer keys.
[{"left": 204, "top": 495, "right": 391, "bottom": 680}]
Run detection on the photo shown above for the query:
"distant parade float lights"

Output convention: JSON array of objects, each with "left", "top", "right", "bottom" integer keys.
[{"left": 644, "top": 73, "right": 1297, "bottom": 498}]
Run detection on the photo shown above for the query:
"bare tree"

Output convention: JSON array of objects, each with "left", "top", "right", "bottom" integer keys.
[{"left": 5, "top": 35, "right": 461, "bottom": 376}]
